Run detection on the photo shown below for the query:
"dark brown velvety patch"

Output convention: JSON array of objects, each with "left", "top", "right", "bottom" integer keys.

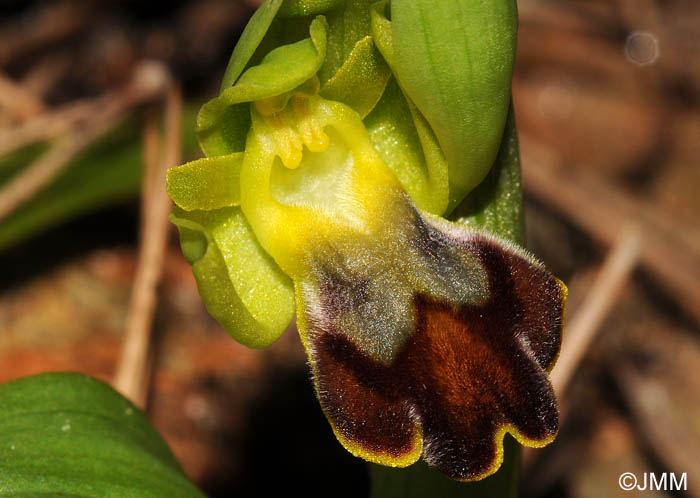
[{"left": 310, "top": 233, "right": 564, "bottom": 480}]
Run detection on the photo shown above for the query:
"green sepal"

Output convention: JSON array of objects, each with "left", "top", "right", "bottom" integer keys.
[
  {"left": 198, "top": 101, "right": 251, "bottom": 158},
  {"left": 368, "top": 2, "right": 449, "bottom": 215},
  {"left": 0, "top": 373, "right": 206, "bottom": 498},
  {"left": 220, "top": 0, "right": 284, "bottom": 91},
  {"left": 320, "top": 36, "right": 391, "bottom": 118},
  {"left": 198, "top": 16, "right": 328, "bottom": 157},
  {"left": 278, "top": 0, "right": 345, "bottom": 18},
  {"left": 386, "top": 0, "right": 518, "bottom": 210},
  {"left": 370, "top": 437, "right": 520, "bottom": 498},
  {"left": 320, "top": 0, "right": 373, "bottom": 83},
  {"left": 369, "top": 0, "right": 393, "bottom": 66},
  {"left": 450, "top": 104, "right": 525, "bottom": 246},
  {"left": 364, "top": 77, "right": 448, "bottom": 215},
  {"left": 170, "top": 206, "right": 295, "bottom": 349},
  {"left": 233, "top": 15, "right": 327, "bottom": 98},
  {"left": 167, "top": 153, "right": 243, "bottom": 211}
]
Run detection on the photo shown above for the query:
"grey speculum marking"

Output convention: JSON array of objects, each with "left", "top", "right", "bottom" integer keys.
[{"left": 310, "top": 200, "right": 490, "bottom": 364}]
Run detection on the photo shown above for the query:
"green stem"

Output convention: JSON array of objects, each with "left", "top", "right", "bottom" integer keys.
[{"left": 369, "top": 436, "right": 521, "bottom": 498}]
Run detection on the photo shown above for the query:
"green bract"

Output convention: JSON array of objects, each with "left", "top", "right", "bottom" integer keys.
[{"left": 168, "top": 0, "right": 517, "bottom": 349}]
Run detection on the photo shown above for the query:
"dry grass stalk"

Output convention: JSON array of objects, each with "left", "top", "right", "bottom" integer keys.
[
  {"left": 523, "top": 226, "right": 641, "bottom": 471},
  {"left": 0, "top": 62, "right": 169, "bottom": 222},
  {"left": 0, "top": 2, "right": 90, "bottom": 66},
  {"left": 0, "top": 71, "right": 46, "bottom": 120},
  {"left": 0, "top": 114, "right": 118, "bottom": 221},
  {"left": 113, "top": 83, "right": 182, "bottom": 408},
  {"left": 0, "top": 98, "right": 105, "bottom": 157},
  {"left": 20, "top": 54, "right": 72, "bottom": 99},
  {"left": 520, "top": 134, "right": 700, "bottom": 324},
  {"left": 616, "top": 366, "right": 700, "bottom": 498},
  {"left": 0, "top": 61, "right": 169, "bottom": 157},
  {"left": 550, "top": 225, "right": 642, "bottom": 397}
]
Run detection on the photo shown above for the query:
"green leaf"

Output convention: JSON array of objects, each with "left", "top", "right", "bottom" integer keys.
[
  {"left": 170, "top": 206, "right": 295, "bottom": 349},
  {"left": 198, "top": 16, "right": 328, "bottom": 157},
  {"left": 219, "top": 0, "right": 284, "bottom": 92},
  {"left": 390, "top": 0, "right": 518, "bottom": 210},
  {"left": 167, "top": 153, "right": 243, "bottom": 211},
  {"left": 0, "top": 372, "right": 206, "bottom": 498},
  {"left": 320, "top": 36, "right": 391, "bottom": 118},
  {"left": 0, "top": 143, "right": 47, "bottom": 182}
]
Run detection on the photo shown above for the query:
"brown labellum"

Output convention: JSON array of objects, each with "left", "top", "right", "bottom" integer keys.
[{"left": 303, "top": 209, "right": 566, "bottom": 481}]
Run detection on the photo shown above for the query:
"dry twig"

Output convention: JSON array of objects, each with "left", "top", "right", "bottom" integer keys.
[
  {"left": 0, "top": 115, "right": 117, "bottom": 221},
  {"left": 0, "top": 98, "right": 103, "bottom": 157},
  {"left": 616, "top": 366, "right": 700, "bottom": 498},
  {"left": 0, "top": 2, "right": 90, "bottom": 66},
  {"left": 520, "top": 134, "right": 700, "bottom": 324},
  {"left": 523, "top": 226, "right": 641, "bottom": 471},
  {"left": 0, "top": 72, "right": 46, "bottom": 120},
  {"left": 0, "top": 62, "right": 169, "bottom": 222},
  {"left": 550, "top": 225, "right": 642, "bottom": 397},
  {"left": 113, "top": 83, "right": 182, "bottom": 408},
  {"left": 0, "top": 61, "right": 169, "bottom": 157},
  {"left": 21, "top": 54, "right": 72, "bottom": 99}
]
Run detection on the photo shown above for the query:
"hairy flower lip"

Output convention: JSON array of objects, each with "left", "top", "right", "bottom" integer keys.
[{"left": 306, "top": 213, "right": 565, "bottom": 481}]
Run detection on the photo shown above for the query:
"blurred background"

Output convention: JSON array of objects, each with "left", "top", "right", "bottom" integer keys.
[{"left": 0, "top": 1, "right": 698, "bottom": 497}]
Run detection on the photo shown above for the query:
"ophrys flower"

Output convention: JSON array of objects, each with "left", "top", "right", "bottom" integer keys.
[{"left": 167, "top": 0, "right": 566, "bottom": 481}]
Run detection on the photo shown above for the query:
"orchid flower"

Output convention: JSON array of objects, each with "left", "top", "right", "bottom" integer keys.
[{"left": 167, "top": 0, "right": 566, "bottom": 481}]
